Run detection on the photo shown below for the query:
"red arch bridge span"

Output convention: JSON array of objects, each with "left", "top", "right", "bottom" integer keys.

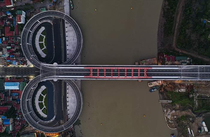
[{"left": 41, "top": 65, "right": 210, "bottom": 81}]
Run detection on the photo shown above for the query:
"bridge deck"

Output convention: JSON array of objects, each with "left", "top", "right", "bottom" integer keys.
[{"left": 38, "top": 65, "right": 210, "bottom": 81}]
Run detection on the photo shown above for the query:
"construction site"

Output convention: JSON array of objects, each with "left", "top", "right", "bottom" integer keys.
[
  {"left": 148, "top": 80, "right": 210, "bottom": 137},
  {"left": 135, "top": 58, "right": 210, "bottom": 136}
]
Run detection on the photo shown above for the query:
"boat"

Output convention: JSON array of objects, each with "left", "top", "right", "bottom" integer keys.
[{"left": 70, "top": 0, "right": 74, "bottom": 10}]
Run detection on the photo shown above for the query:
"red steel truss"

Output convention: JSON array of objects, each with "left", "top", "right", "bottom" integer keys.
[{"left": 84, "top": 67, "right": 152, "bottom": 79}]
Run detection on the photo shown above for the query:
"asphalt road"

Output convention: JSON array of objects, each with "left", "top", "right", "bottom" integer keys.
[
  {"left": 45, "top": 81, "right": 55, "bottom": 120},
  {"left": 21, "top": 77, "right": 83, "bottom": 133},
  {"left": 45, "top": 65, "right": 210, "bottom": 80},
  {"left": 21, "top": 11, "right": 83, "bottom": 68},
  {"left": 53, "top": 18, "right": 66, "bottom": 64},
  {"left": 54, "top": 80, "right": 64, "bottom": 122},
  {"left": 0, "top": 67, "right": 39, "bottom": 77}
]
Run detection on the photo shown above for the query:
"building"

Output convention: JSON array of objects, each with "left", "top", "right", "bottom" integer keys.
[
  {"left": 164, "top": 55, "right": 176, "bottom": 62},
  {"left": 16, "top": 10, "right": 26, "bottom": 24},
  {"left": 4, "top": 0, "right": 13, "bottom": 7},
  {"left": 0, "top": 125, "right": 4, "bottom": 133},
  {"left": 4, "top": 26, "right": 14, "bottom": 37},
  {"left": 175, "top": 56, "right": 192, "bottom": 65},
  {"left": 2, "top": 118, "right": 13, "bottom": 133},
  {"left": 164, "top": 54, "right": 192, "bottom": 65},
  {"left": 3, "top": 119, "right": 10, "bottom": 126},
  {"left": 0, "top": 106, "right": 10, "bottom": 115},
  {"left": 4, "top": 82, "right": 19, "bottom": 90}
]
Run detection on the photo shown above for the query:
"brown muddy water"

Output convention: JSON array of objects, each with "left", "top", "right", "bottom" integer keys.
[{"left": 71, "top": 0, "right": 174, "bottom": 136}]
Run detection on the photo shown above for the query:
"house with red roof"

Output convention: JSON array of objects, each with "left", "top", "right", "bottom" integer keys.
[
  {"left": 0, "top": 106, "right": 10, "bottom": 115},
  {"left": 0, "top": 1, "right": 5, "bottom": 8},
  {"left": 0, "top": 125, "right": 3, "bottom": 133},
  {"left": 16, "top": 10, "right": 25, "bottom": 24},
  {"left": 5, "top": 26, "right": 14, "bottom": 37},
  {"left": 0, "top": 124, "right": 6, "bottom": 133},
  {"left": 0, "top": 93, "right": 4, "bottom": 100},
  {"left": 4, "top": 0, "right": 13, "bottom": 7},
  {"left": 164, "top": 55, "right": 176, "bottom": 62}
]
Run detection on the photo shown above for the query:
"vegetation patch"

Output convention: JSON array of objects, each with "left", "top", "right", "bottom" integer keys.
[
  {"left": 39, "top": 95, "right": 43, "bottom": 101},
  {"left": 37, "top": 87, "right": 48, "bottom": 115},
  {"left": 38, "top": 29, "right": 47, "bottom": 55},
  {"left": 42, "top": 30, "right": 46, "bottom": 35},
  {"left": 43, "top": 48, "right": 47, "bottom": 54},
  {"left": 166, "top": 91, "right": 194, "bottom": 107},
  {"left": 176, "top": 115, "right": 194, "bottom": 137},
  {"left": 43, "top": 88, "right": 47, "bottom": 94},
  {"left": 163, "top": 0, "right": 179, "bottom": 36},
  {"left": 74, "top": 119, "right": 81, "bottom": 126},
  {"left": 195, "top": 100, "right": 210, "bottom": 113},
  {"left": 39, "top": 35, "right": 44, "bottom": 42},
  {"left": 42, "top": 108, "right": 47, "bottom": 115},
  {"left": 39, "top": 102, "right": 44, "bottom": 109},
  {"left": 177, "top": 0, "right": 210, "bottom": 57}
]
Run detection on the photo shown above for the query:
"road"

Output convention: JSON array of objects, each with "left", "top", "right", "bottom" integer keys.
[
  {"left": 21, "top": 76, "right": 83, "bottom": 133},
  {"left": 21, "top": 11, "right": 83, "bottom": 68},
  {"left": 42, "top": 65, "right": 210, "bottom": 80},
  {"left": 0, "top": 67, "right": 39, "bottom": 77}
]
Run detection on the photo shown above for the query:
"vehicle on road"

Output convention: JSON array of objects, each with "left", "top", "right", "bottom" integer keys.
[{"left": 149, "top": 86, "right": 159, "bottom": 92}]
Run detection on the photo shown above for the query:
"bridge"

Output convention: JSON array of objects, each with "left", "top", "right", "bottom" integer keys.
[
  {"left": 20, "top": 11, "right": 209, "bottom": 133},
  {"left": 40, "top": 65, "right": 210, "bottom": 81}
]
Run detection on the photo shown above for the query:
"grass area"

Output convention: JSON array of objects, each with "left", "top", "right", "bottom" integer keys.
[
  {"left": 35, "top": 87, "right": 48, "bottom": 117},
  {"left": 39, "top": 43, "right": 44, "bottom": 49},
  {"left": 39, "top": 102, "right": 44, "bottom": 109},
  {"left": 176, "top": 115, "right": 192, "bottom": 137},
  {"left": 74, "top": 119, "right": 81, "bottom": 126},
  {"left": 42, "top": 108, "right": 47, "bottom": 115},
  {"left": 39, "top": 35, "right": 44, "bottom": 42},
  {"left": 195, "top": 100, "right": 210, "bottom": 113},
  {"left": 43, "top": 48, "right": 47, "bottom": 54},
  {"left": 177, "top": 0, "right": 210, "bottom": 58},
  {"left": 166, "top": 91, "right": 194, "bottom": 107},
  {"left": 38, "top": 95, "right": 43, "bottom": 101},
  {"left": 42, "top": 88, "right": 47, "bottom": 94},
  {"left": 163, "top": 0, "right": 179, "bottom": 36},
  {"left": 42, "top": 30, "right": 46, "bottom": 35},
  {"left": 39, "top": 30, "right": 47, "bottom": 55}
]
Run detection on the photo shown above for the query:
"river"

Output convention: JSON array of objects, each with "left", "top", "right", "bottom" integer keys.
[{"left": 71, "top": 0, "right": 173, "bottom": 136}]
